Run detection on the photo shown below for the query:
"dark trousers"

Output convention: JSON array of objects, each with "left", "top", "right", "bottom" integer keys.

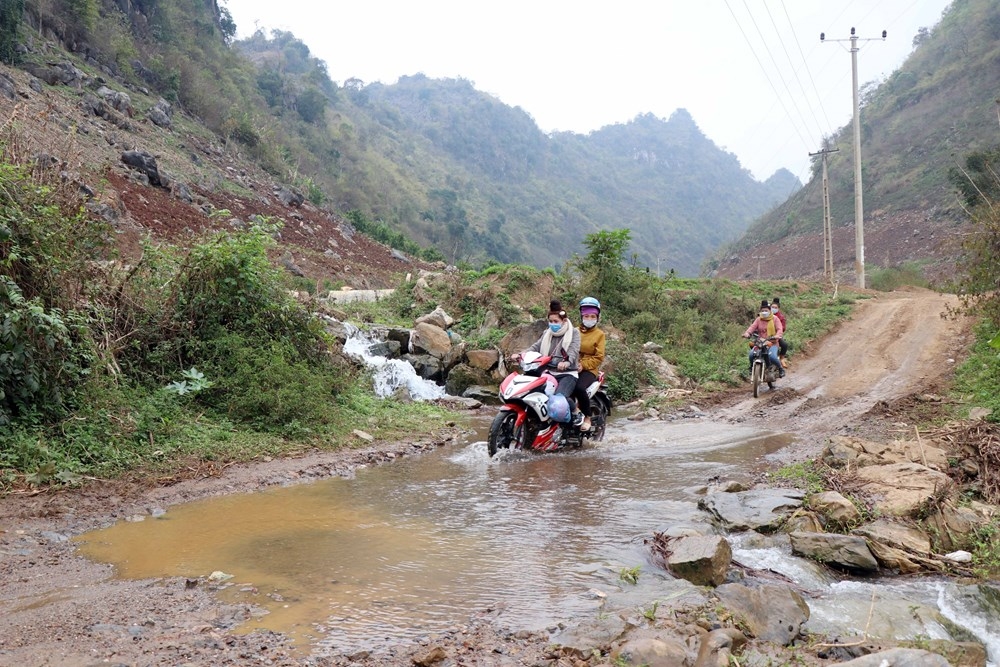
[
  {"left": 778, "top": 338, "right": 788, "bottom": 356},
  {"left": 554, "top": 374, "right": 577, "bottom": 400},
  {"left": 573, "top": 371, "right": 598, "bottom": 416}
]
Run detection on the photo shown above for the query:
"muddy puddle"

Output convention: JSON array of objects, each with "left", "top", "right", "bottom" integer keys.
[{"left": 77, "top": 417, "right": 792, "bottom": 654}]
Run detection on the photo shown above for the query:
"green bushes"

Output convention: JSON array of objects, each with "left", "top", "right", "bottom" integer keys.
[
  {"left": 954, "top": 321, "right": 1000, "bottom": 422},
  {"left": 867, "top": 261, "right": 930, "bottom": 292},
  {"left": 0, "top": 278, "right": 92, "bottom": 426},
  {"left": 0, "top": 152, "right": 382, "bottom": 484},
  {"left": 196, "top": 334, "right": 350, "bottom": 434},
  {"left": 0, "top": 0, "right": 22, "bottom": 64}
]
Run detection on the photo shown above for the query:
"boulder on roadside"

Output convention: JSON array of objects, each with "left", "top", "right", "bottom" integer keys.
[
  {"left": 715, "top": 583, "right": 809, "bottom": 646},
  {"left": 821, "top": 435, "right": 949, "bottom": 471},
  {"left": 781, "top": 509, "right": 824, "bottom": 534},
  {"left": 409, "top": 322, "right": 452, "bottom": 359},
  {"left": 120, "top": 150, "right": 164, "bottom": 187},
  {"left": 461, "top": 385, "right": 501, "bottom": 405},
  {"left": 661, "top": 534, "right": 732, "bottom": 587},
  {"left": 499, "top": 321, "right": 547, "bottom": 359},
  {"left": 854, "top": 463, "right": 954, "bottom": 517},
  {"left": 830, "top": 648, "right": 950, "bottom": 666},
  {"left": 415, "top": 305, "right": 454, "bottom": 330},
  {"left": 401, "top": 354, "right": 444, "bottom": 382},
  {"left": 445, "top": 364, "right": 492, "bottom": 397},
  {"left": 922, "top": 501, "right": 991, "bottom": 552},
  {"left": 851, "top": 519, "right": 931, "bottom": 556},
  {"left": 642, "top": 352, "right": 681, "bottom": 387},
  {"left": 789, "top": 531, "right": 878, "bottom": 572},
  {"left": 466, "top": 349, "right": 499, "bottom": 371},
  {"left": 698, "top": 488, "right": 806, "bottom": 533},
  {"left": 809, "top": 491, "right": 862, "bottom": 530},
  {"left": 443, "top": 340, "right": 467, "bottom": 373},
  {"left": 613, "top": 631, "right": 689, "bottom": 667}
]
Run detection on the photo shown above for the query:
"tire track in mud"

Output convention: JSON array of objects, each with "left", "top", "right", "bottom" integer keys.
[{"left": 716, "top": 288, "right": 971, "bottom": 441}]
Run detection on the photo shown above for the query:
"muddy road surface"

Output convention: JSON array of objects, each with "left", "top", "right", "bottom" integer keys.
[
  {"left": 718, "top": 288, "right": 970, "bottom": 451},
  {"left": 0, "top": 288, "right": 974, "bottom": 666}
]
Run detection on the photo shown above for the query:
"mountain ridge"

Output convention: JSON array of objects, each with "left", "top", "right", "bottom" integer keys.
[{"left": 6, "top": 0, "right": 795, "bottom": 277}]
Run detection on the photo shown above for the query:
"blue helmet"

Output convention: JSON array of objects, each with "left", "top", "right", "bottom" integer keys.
[{"left": 579, "top": 296, "right": 601, "bottom": 314}]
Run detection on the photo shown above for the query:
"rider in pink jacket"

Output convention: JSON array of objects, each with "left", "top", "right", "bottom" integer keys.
[{"left": 743, "top": 300, "right": 784, "bottom": 377}]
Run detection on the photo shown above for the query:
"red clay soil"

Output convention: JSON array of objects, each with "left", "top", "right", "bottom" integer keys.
[{"left": 105, "top": 169, "right": 431, "bottom": 290}]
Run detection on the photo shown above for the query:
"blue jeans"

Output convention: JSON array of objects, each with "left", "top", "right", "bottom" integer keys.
[{"left": 749, "top": 344, "right": 781, "bottom": 369}]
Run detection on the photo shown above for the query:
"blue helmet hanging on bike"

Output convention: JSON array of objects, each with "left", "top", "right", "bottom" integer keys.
[{"left": 546, "top": 393, "right": 573, "bottom": 423}]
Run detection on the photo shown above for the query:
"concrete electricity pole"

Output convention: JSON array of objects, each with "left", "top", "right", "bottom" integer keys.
[
  {"left": 809, "top": 147, "right": 839, "bottom": 282},
  {"left": 821, "top": 27, "right": 886, "bottom": 289},
  {"left": 753, "top": 255, "right": 766, "bottom": 280}
]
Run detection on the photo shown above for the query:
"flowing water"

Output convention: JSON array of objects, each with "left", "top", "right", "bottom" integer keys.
[
  {"left": 341, "top": 324, "right": 446, "bottom": 400},
  {"left": 76, "top": 417, "right": 1000, "bottom": 661},
  {"left": 77, "top": 418, "right": 795, "bottom": 653}
]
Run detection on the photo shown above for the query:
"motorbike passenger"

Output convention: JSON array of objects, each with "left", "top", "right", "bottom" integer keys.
[
  {"left": 743, "top": 299, "right": 784, "bottom": 377},
  {"left": 573, "top": 296, "right": 605, "bottom": 432},
  {"left": 771, "top": 296, "right": 789, "bottom": 367},
  {"left": 519, "top": 300, "right": 580, "bottom": 400}
]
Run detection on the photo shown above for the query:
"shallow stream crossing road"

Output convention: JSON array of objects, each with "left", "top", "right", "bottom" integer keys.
[{"left": 716, "top": 287, "right": 972, "bottom": 440}]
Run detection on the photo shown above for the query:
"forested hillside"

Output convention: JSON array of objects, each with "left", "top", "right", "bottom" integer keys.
[
  {"left": 711, "top": 0, "right": 999, "bottom": 282},
  {"left": 2, "top": 0, "right": 796, "bottom": 275}
]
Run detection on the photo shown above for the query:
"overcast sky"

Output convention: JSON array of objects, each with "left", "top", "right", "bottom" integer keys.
[{"left": 226, "top": 0, "right": 953, "bottom": 183}]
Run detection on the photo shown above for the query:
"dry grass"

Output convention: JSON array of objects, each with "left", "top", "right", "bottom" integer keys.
[{"left": 927, "top": 420, "right": 1000, "bottom": 504}]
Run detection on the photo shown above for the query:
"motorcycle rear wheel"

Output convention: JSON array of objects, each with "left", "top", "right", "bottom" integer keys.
[
  {"left": 590, "top": 399, "right": 609, "bottom": 442},
  {"left": 751, "top": 362, "right": 762, "bottom": 398},
  {"left": 488, "top": 411, "right": 520, "bottom": 457}
]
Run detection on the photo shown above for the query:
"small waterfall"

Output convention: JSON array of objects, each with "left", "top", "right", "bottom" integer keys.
[{"left": 342, "top": 324, "right": 446, "bottom": 401}]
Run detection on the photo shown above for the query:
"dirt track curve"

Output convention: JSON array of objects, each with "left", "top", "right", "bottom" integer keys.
[{"left": 717, "top": 287, "right": 972, "bottom": 445}]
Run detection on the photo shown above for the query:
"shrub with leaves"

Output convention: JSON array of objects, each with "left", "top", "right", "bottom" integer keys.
[{"left": 0, "top": 277, "right": 91, "bottom": 426}]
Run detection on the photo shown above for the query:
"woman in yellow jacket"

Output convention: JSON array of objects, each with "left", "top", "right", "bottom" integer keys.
[{"left": 573, "top": 296, "right": 606, "bottom": 432}]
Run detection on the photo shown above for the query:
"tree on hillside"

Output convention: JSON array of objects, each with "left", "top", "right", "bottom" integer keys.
[
  {"left": 296, "top": 87, "right": 326, "bottom": 124},
  {"left": 951, "top": 145, "right": 1000, "bottom": 326},
  {"left": 580, "top": 229, "right": 632, "bottom": 314},
  {"left": 0, "top": 0, "right": 22, "bottom": 64}
]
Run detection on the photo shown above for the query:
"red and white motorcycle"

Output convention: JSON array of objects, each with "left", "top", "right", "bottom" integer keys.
[{"left": 487, "top": 351, "right": 612, "bottom": 458}]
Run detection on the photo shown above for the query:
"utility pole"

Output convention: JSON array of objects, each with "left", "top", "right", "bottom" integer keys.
[
  {"left": 821, "top": 27, "right": 886, "bottom": 289},
  {"left": 809, "top": 147, "right": 839, "bottom": 282},
  {"left": 752, "top": 255, "right": 765, "bottom": 280}
]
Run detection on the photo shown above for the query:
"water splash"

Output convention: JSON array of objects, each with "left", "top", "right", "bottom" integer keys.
[
  {"left": 342, "top": 324, "right": 446, "bottom": 401},
  {"left": 934, "top": 582, "right": 1000, "bottom": 666}
]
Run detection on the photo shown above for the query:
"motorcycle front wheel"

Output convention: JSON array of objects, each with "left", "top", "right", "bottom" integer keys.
[
  {"left": 488, "top": 411, "right": 520, "bottom": 457},
  {"left": 751, "top": 361, "right": 762, "bottom": 398}
]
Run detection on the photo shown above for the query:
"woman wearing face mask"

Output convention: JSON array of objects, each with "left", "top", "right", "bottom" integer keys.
[
  {"left": 771, "top": 296, "right": 789, "bottom": 366},
  {"left": 520, "top": 300, "right": 580, "bottom": 400},
  {"left": 743, "top": 299, "right": 784, "bottom": 377},
  {"left": 572, "top": 297, "right": 606, "bottom": 432}
]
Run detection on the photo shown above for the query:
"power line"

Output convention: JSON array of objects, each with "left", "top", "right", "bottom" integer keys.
[
  {"left": 763, "top": 1, "right": 827, "bottom": 140},
  {"left": 740, "top": 0, "right": 819, "bottom": 148},
  {"left": 779, "top": 0, "right": 835, "bottom": 134},
  {"left": 722, "top": 0, "right": 813, "bottom": 154}
]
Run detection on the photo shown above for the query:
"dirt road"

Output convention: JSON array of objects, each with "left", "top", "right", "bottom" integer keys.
[
  {"left": 0, "top": 288, "right": 976, "bottom": 666},
  {"left": 718, "top": 287, "right": 971, "bottom": 448}
]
